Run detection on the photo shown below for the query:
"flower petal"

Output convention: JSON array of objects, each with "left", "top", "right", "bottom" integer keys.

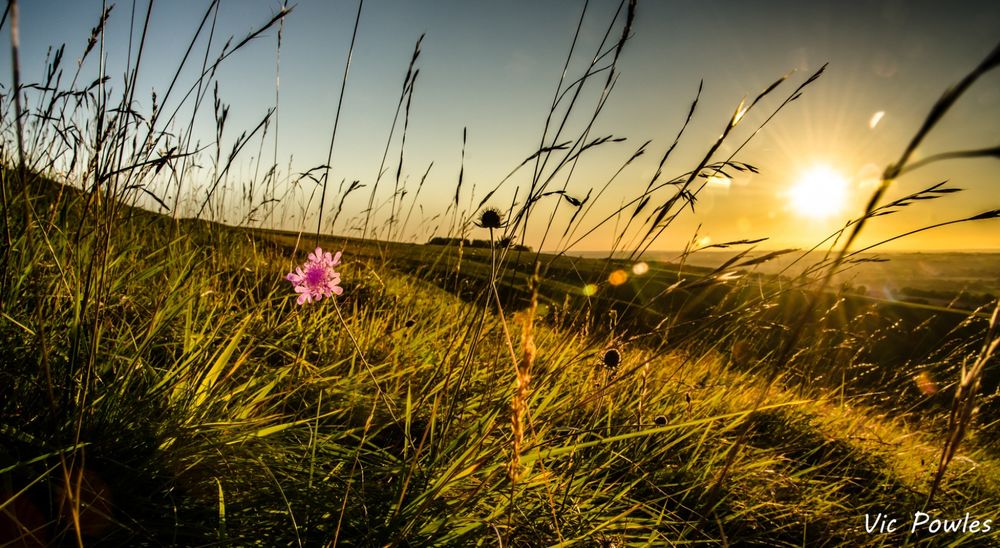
[{"left": 287, "top": 248, "right": 346, "bottom": 303}]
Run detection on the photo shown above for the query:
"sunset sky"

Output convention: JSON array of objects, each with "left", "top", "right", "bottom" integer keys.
[{"left": 5, "top": 0, "right": 999, "bottom": 252}]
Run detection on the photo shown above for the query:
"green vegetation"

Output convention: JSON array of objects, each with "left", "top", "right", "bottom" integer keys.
[
  {"left": 2, "top": 1, "right": 999, "bottom": 546},
  {"left": 426, "top": 237, "right": 532, "bottom": 252}
]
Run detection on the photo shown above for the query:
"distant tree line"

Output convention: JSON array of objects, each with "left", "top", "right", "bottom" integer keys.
[
  {"left": 426, "top": 236, "right": 531, "bottom": 252},
  {"left": 900, "top": 287, "right": 997, "bottom": 309}
]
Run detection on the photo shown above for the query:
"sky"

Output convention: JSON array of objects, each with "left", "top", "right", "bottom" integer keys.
[{"left": 3, "top": 0, "right": 999, "bottom": 252}]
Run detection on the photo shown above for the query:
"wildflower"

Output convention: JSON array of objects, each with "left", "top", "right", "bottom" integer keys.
[
  {"left": 476, "top": 206, "right": 505, "bottom": 229},
  {"left": 286, "top": 247, "right": 343, "bottom": 305}
]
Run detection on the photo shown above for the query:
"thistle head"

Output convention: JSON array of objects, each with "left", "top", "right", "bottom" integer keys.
[
  {"left": 476, "top": 207, "right": 505, "bottom": 230},
  {"left": 602, "top": 348, "right": 622, "bottom": 370}
]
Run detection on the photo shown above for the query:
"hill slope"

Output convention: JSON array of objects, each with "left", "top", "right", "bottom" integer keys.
[{"left": 2, "top": 180, "right": 999, "bottom": 545}]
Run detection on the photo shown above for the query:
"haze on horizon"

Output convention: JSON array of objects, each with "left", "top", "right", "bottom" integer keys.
[{"left": 4, "top": 0, "right": 999, "bottom": 252}]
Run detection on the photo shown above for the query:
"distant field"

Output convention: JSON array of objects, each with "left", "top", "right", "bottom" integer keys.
[{"left": 582, "top": 249, "right": 1000, "bottom": 310}]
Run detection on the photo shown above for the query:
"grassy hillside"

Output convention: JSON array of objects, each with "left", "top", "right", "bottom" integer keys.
[
  {"left": 2, "top": 183, "right": 1000, "bottom": 545},
  {"left": 257, "top": 227, "right": 1000, "bottom": 435}
]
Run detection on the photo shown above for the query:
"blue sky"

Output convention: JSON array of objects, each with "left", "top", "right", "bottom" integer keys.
[{"left": 4, "top": 0, "right": 999, "bottom": 250}]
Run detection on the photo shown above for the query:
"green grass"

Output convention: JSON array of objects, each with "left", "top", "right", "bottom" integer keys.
[
  {"left": 1, "top": 182, "right": 999, "bottom": 545},
  {"left": 257, "top": 227, "right": 1000, "bottom": 436}
]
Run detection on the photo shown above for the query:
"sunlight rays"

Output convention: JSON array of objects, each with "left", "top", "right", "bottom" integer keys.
[{"left": 788, "top": 165, "right": 849, "bottom": 219}]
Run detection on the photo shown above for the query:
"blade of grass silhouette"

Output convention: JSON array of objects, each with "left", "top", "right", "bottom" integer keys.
[
  {"left": 926, "top": 301, "right": 1000, "bottom": 508},
  {"left": 173, "top": 0, "right": 221, "bottom": 225},
  {"left": 631, "top": 66, "right": 824, "bottom": 262},
  {"left": 361, "top": 34, "right": 423, "bottom": 246},
  {"left": 898, "top": 144, "right": 1000, "bottom": 175},
  {"left": 316, "top": 0, "right": 363, "bottom": 248},
  {"left": 534, "top": 0, "right": 635, "bottom": 256},
  {"left": 388, "top": 66, "right": 418, "bottom": 241}
]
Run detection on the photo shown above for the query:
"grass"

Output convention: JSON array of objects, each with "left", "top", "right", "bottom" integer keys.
[
  {"left": 2, "top": 1, "right": 1000, "bottom": 545},
  {"left": 2, "top": 177, "right": 998, "bottom": 546}
]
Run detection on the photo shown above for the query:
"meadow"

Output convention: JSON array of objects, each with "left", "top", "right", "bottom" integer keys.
[{"left": 1, "top": 1, "right": 1000, "bottom": 546}]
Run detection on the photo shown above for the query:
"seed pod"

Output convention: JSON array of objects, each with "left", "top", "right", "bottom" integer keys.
[{"left": 602, "top": 348, "right": 622, "bottom": 370}]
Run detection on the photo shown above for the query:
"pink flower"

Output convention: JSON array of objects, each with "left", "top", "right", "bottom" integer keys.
[{"left": 286, "top": 247, "right": 343, "bottom": 305}]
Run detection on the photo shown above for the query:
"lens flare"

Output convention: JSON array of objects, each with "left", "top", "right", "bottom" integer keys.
[
  {"left": 869, "top": 110, "right": 885, "bottom": 129},
  {"left": 608, "top": 269, "right": 629, "bottom": 286}
]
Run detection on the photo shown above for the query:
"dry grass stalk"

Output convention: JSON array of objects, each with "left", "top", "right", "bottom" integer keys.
[
  {"left": 927, "top": 301, "right": 1000, "bottom": 507},
  {"left": 509, "top": 267, "right": 539, "bottom": 483}
]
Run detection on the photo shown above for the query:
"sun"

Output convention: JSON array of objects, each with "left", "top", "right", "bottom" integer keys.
[{"left": 789, "top": 166, "right": 849, "bottom": 218}]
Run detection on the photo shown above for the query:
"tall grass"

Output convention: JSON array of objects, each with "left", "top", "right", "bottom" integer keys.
[{"left": 1, "top": 1, "right": 999, "bottom": 546}]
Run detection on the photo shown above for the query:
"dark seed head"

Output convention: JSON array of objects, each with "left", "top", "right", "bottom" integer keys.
[
  {"left": 653, "top": 415, "right": 667, "bottom": 426},
  {"left": 602, "top": 348, "right": 622, "bottom": 369},
  {"left": 477, "top": 207, "right": 504, "bottom": 229}
]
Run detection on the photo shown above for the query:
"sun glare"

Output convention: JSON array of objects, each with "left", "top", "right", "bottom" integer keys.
[{"left": 789, "top": 166, "right": 849, "bottom": 219}]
